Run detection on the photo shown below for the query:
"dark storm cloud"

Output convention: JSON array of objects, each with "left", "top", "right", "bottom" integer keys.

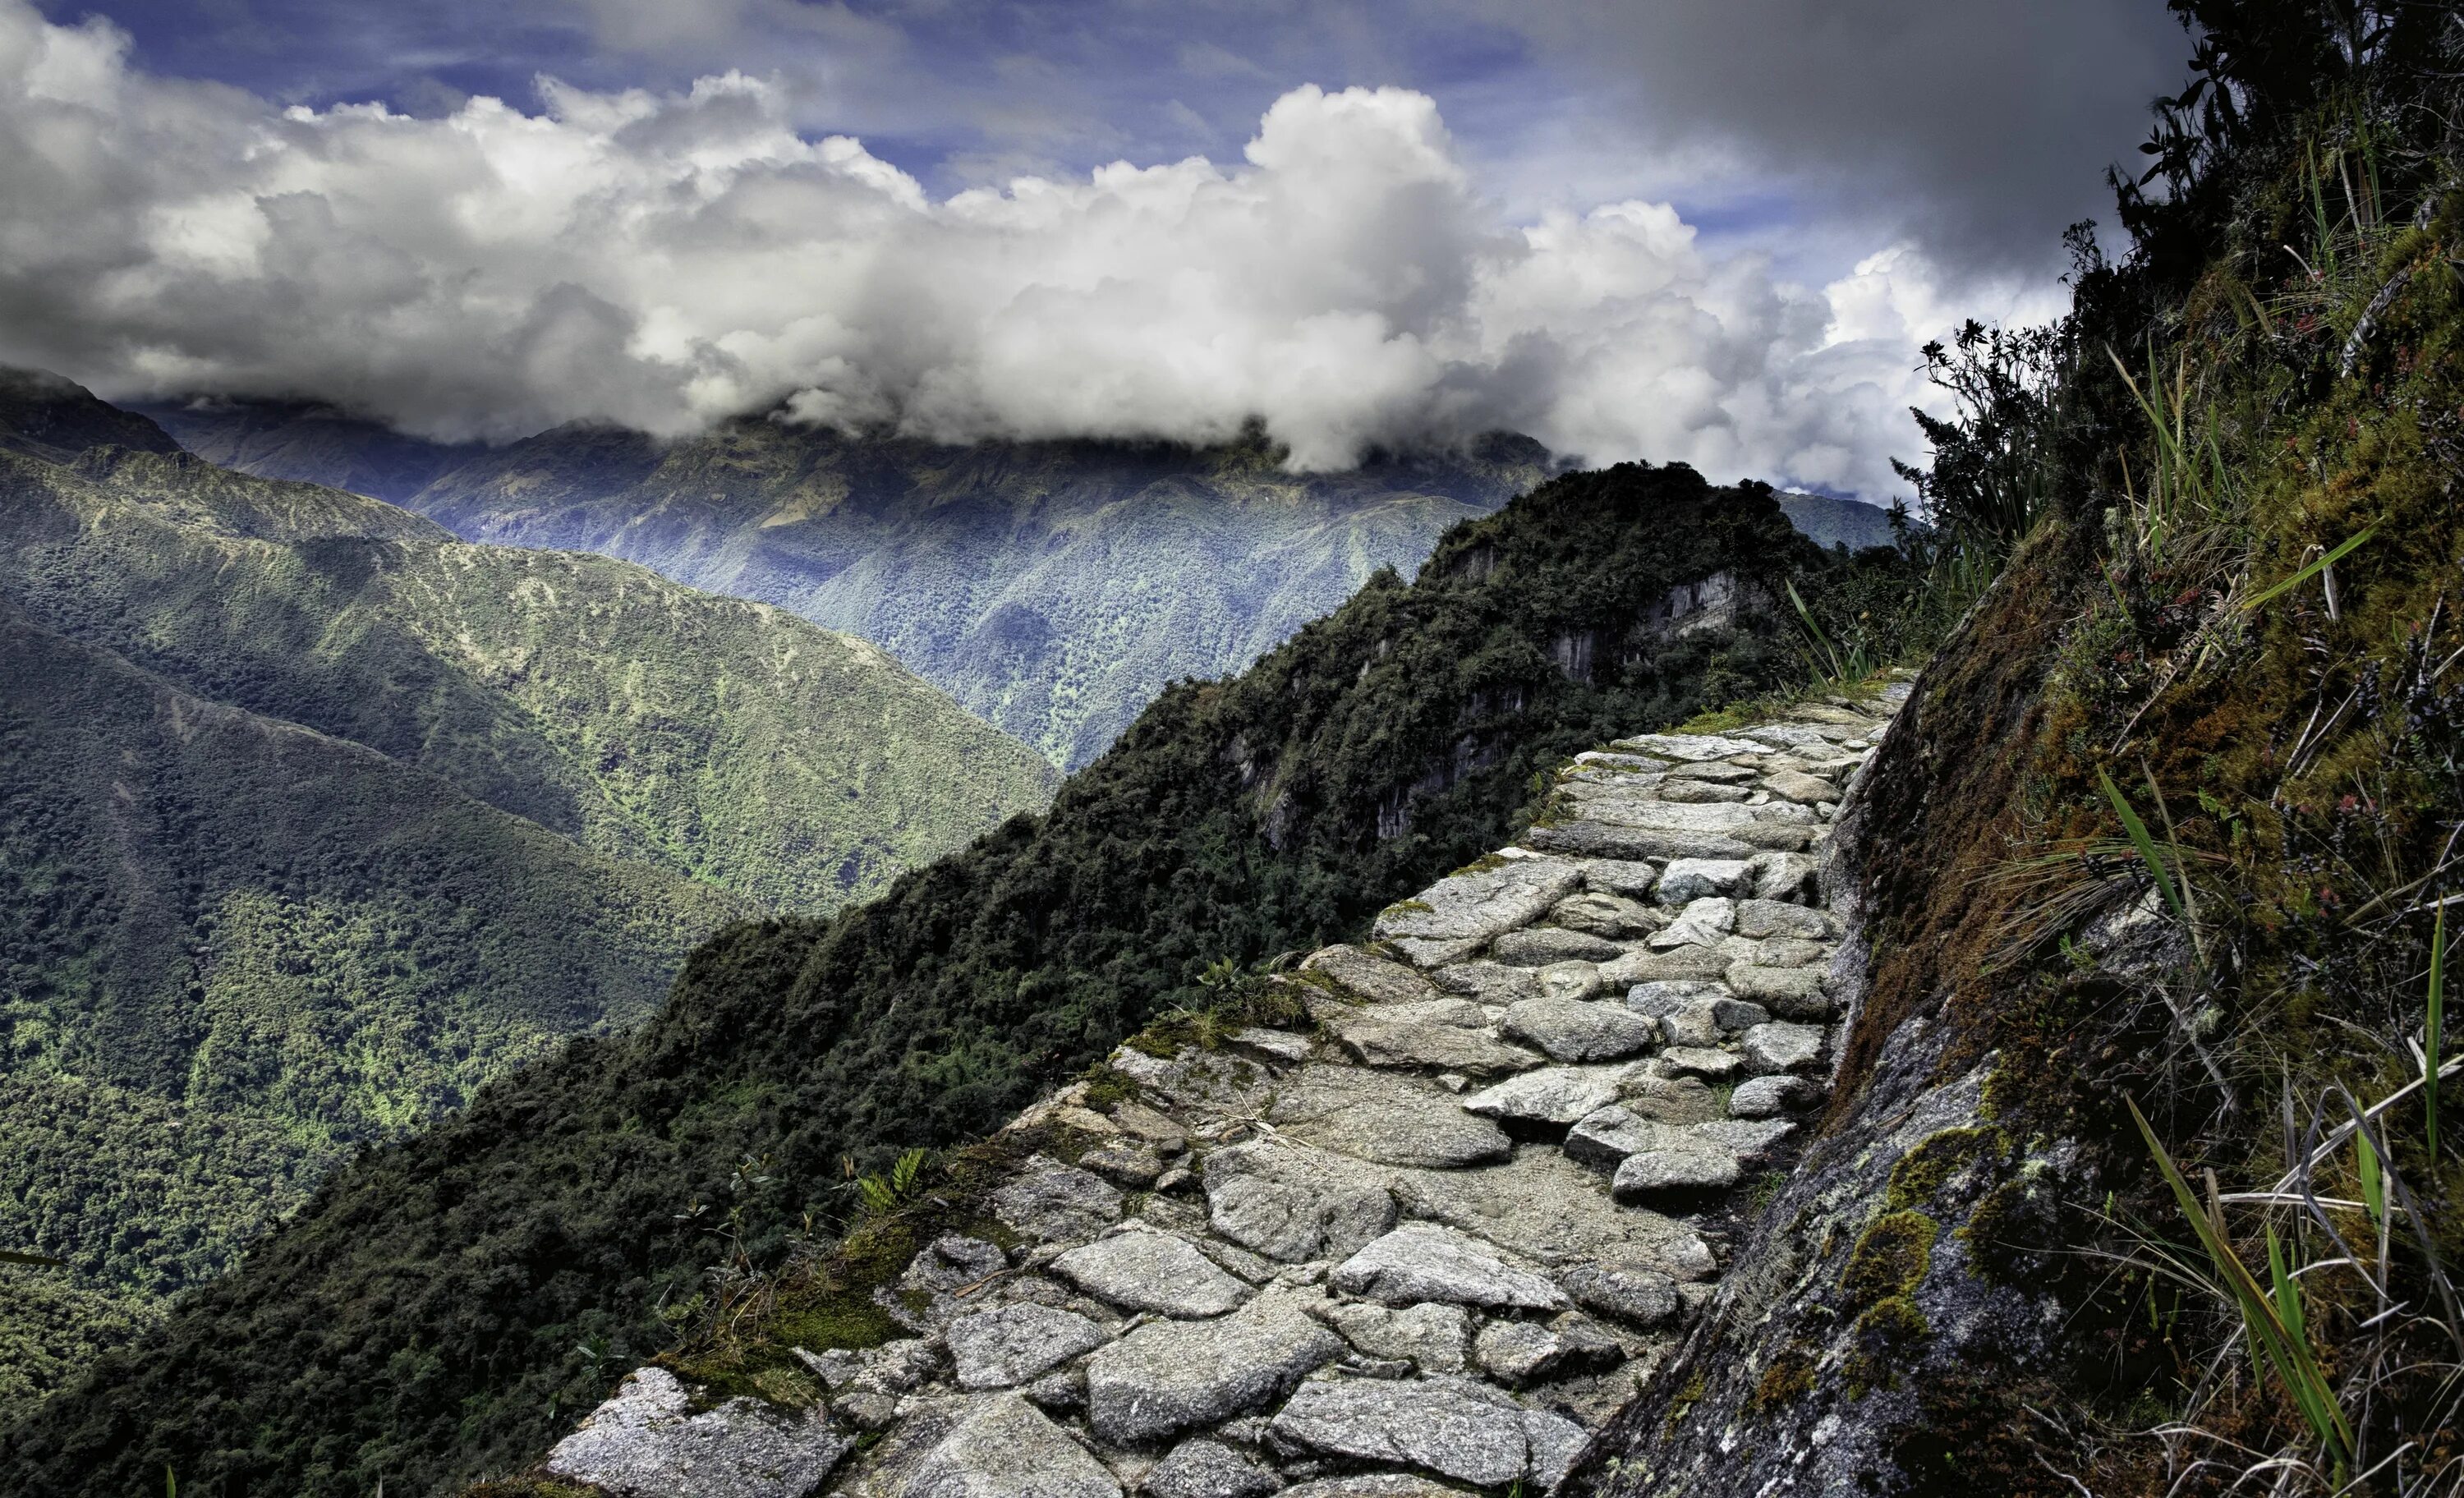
[{"left": 1475, "top": 0, "right": 2191, "bottom": 274}]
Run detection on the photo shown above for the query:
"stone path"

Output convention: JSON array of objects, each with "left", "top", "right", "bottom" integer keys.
[{"left": 541, "top": 689, "right": 1905, "bottom": 1498}]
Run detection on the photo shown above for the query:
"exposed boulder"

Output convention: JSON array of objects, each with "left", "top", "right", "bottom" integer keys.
[
  {"left": 903, "top": 1394, "right": 1122, "bottom": 1498},
  {"left": 1084, "top": 1293, "right": 1345, "bottom": 1446},
  {"left": 543, "top": 1367, "right": 854, "bottom": 1498}
]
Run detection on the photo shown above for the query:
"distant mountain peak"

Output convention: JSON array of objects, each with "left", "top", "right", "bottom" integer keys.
[{"left": 0, "top": 365, "right": 185, "bottom": 463}]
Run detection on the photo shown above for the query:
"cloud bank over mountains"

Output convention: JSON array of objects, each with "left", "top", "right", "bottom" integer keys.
[{"left": 0, "top": 0, "right": 2050, "bottom": 494}]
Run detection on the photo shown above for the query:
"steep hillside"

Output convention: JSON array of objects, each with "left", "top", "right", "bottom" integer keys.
[
  {"left": 146, "top": 396, "right": 483, "bottom": 503},
  {"left": 0, "top": 599, "right": 743, "bottom": 1418},
  {"left": 2, "top": 368, "right": 184, "bottom": 462},
  {"left": 0, "top": 398, "right": 1058, "bottom": 913},
  {"left": 0, "top": 462, "right": 1885, "bottom": 1496},
  {"left": 1567, "top": 7, "right": 2464, "bottom": 1494}
]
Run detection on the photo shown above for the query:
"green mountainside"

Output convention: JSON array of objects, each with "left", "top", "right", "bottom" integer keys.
[
  {"left": 0, "top": 598, "right": 745, "bottom": 1416},
  {"left": 0, "top": 433, "right": 1057, "bottom": 912},
  {"left": 153, "top": 407, "right": 1560, "bottom": 769},
  {"left": 0, "top": 378, "right": 1055, "bottom": 1422},
  {"left": 1776, "top": 490, "right": 1901, "bottom": 551},
  {"left": 0, "top": 461, "right": 1917, "bottom": 1496}
]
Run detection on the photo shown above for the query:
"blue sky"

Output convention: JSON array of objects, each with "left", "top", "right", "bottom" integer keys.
[
  {"left": 3, "top": 0, "right": 2192, "bottom": 494},
  {"left": 36, "top": 0, "right": 2186, "bottom": 275}
]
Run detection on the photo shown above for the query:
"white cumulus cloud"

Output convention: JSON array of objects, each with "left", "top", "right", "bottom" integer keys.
[{"left": 0, "top": 0, "right": 2051, "bottom": 494}]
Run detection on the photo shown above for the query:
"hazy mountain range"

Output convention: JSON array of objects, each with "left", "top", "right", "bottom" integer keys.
[{"left": 151, "top": 401, "right": 1899, "bottom": 769}]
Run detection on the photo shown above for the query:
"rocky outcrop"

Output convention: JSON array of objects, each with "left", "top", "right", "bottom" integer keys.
[{"left": 531, "top": 687, "right": 1905, "bottom": 1496}]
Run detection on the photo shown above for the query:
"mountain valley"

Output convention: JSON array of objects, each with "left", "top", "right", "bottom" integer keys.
[{"left": 0, "top": 374, "right": 1057, "bottom": 1417}]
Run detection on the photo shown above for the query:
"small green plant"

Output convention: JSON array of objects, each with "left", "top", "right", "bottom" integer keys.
[
  {"left": 854, "top": 1148, "right": 932, "bottom": 1218},
  {"left": 1784, "top": 579, "right": 1870, "bottom": 691},
  {"left": 2099, "top": 765, "right": 2190, "bottom": 927},
  {"left": 2127, "top": 1098, "right": 2356, "bottom": 1480}
]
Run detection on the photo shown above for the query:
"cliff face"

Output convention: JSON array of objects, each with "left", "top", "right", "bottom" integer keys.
[{"left": 1571, "top": 15, "right": 2464, "bottom": 1490}]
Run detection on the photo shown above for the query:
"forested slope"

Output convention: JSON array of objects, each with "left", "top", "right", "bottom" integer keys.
[
  {"left": 0, "top": 414, "right": 1058, "bottom": 913},
  {"left": 0, "top": 461, "right": 1900, "bottom": 1496},
  {"left": 0, "top": 600, "right": 742, "bottom": 1417}
]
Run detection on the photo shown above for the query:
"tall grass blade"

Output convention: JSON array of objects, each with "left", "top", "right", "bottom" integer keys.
[
  {"left": 2430, "top": 903, "right": 2446, "bottom": 1160},
  {"left": 2128, "top": 1098, "right": 2355, "bottom": 1472},
  {"left": 2242, "top": 529, "right": 2374, "bottom": 612},
  {"left": 2266, "top": 1224, "right": 2306, "bottom": 1348},
  {"left": 2356, "top": 1126, "right": 2384, "bottom": 1229},
  {"left": 2100, "top": 768, "right": 2186, "bottom": 923}
]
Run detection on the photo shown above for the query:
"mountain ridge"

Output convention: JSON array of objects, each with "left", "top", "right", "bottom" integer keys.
[{"left": 147, "top": 402, "right": 1611, "bottom": 767}]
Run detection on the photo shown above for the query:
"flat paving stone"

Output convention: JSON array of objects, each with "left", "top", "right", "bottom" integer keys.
[
  {"left": 990, "top": 1159, "right": 1124, "bottom": 1245},
  {"left": 1267, "top": 1376, "right": 1533, "bottom": 1488},
  {"left": 1725, "top": 965, "right": 1829, "bottom": 1018},
  {"left": 1314, "top": 1004, "right": 1545, "bottom": 1076},
  {"left": 1053, "top": 1229, "right": 1253, "bottom": 1318},
  {"left": 1657, "top": 858, "right": 1755, "bottom": 904},
  {"left": 1492, "top": 926, "right": 1625, "bottom": 966},
  {"left": 1371, "top": 858, "right": 1587, "bottom": 964},
  {"left": 946, "top": 1303, "right": 1111, "bottom": 1390},
  {"left": 1498, "top": 995, "right": 1658, "bottom": 1063},
  {"left": 1732, "top": 898, "right": 1831, "bottom": 940},
  {"left": 903, "top": 1394, "right": 1123, "bottom": 1498},
  {"left": 1427, "top": 960, "right": 1541, "bottom": 1004},
  {"left": 1302, "top": 946, "right": 1441, "bottom": 1005},
  {"left": 1202, "top": 1139, "right": 1397, "bottom": 1263},
  {"left": 1266, "top": 1064, "right": 1513, "bottom": 1169},
  {"left": 544, "top": 1367, "right": 854, "bottom": 1498},
  {"left": 1612, "top": 1146, "right": 1741, "bottom": 1203},
  {"left": 1318, "top": 1300, "right": 1469, "bottom": 1373},
  {"left": 1085, "top": 1292, "right": 1345, "bottom": 1446},
  {"left": 1331, "top": 1223, "right": 1568, "bottom": 1312},
  {"left": 1461, "top": 1066, "right": 1623, "bottom": 1126}
]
